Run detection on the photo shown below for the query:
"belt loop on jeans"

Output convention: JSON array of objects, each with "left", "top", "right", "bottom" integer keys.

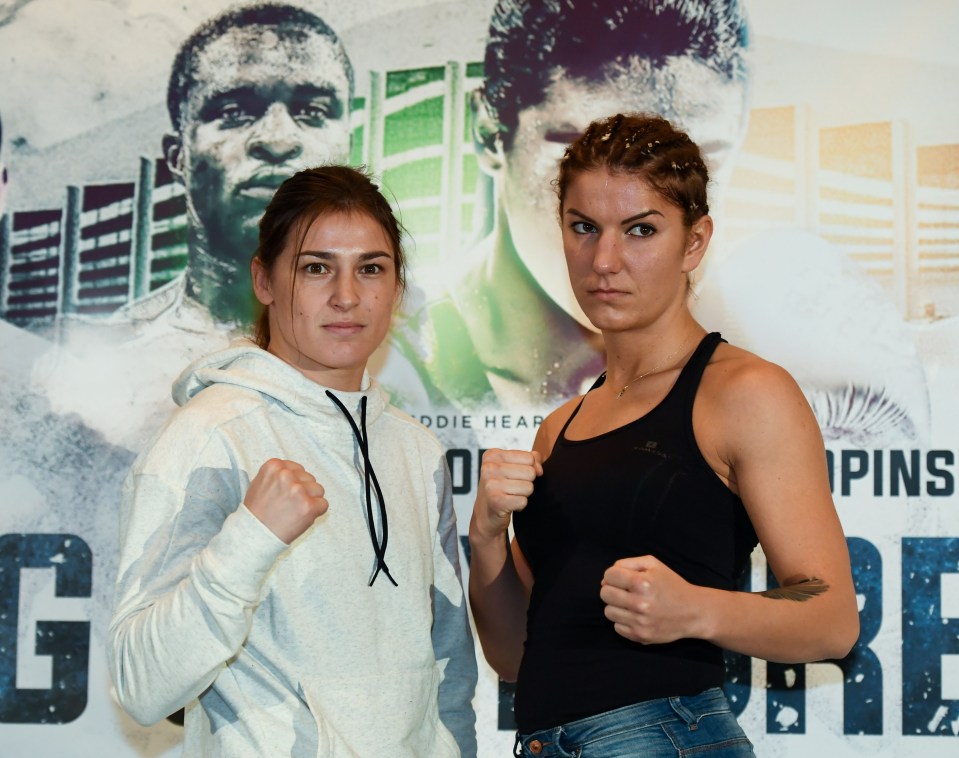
[{"left": 668, "top": 695, "right": 700, "bottom": 731}]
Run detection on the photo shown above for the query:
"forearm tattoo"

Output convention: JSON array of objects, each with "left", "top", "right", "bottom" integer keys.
[{"left": 760, "top": 577, "right": 829, "bottom": 601}]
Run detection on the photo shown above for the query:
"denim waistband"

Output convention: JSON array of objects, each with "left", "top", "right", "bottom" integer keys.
[{"left": 514, "top": 688, "right": 743, "bottom": 757}]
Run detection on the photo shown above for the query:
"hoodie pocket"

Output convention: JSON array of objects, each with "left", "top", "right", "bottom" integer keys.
[{"left": 304, "top": 665, "right": 459, "bottom": 757}]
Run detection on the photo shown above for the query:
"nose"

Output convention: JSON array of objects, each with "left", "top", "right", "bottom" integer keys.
[
  {"left": 248, "top": 103, "right": 304, "bottom": 164},
  {"left": 330, "top": 272, "right": 358, "bottom": 310},
  {"left": 592, "top": 232, "right": 623, "bottom": 275}
]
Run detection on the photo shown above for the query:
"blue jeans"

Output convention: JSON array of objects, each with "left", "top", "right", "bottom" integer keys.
[{"left": 514, "top": 688, "right": 755, "bottom": 757}]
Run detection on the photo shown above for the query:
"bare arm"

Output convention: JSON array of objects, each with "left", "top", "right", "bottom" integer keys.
[
  {"left": 707, "top": 359, "right": 859, "bottom": 660},
  {"left": 601, "top": 357, "right": 859, "bottom": 663},
  {"left": 467, "top": 448, "right": 539, "bottom": 681},
  {"left": 467, "top": 405, "right": 573, "bottom": 680}
]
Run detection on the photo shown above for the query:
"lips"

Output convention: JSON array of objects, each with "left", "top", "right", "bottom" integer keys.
[
  {"left": 323, "top": 322, "right": 364, "bottom": 336},
  {"left": 588, "top": 287, "right": 627, "bottom": 301},
  {"left": 237, "top": 172, "right": 292, "bottom": 200}
]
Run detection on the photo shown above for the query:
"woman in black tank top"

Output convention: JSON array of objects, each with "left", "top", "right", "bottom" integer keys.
[{"left": 468, "top": 113, "right": 860, "bottom": 758}]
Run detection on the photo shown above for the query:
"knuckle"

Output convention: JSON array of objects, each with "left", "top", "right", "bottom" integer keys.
[
  {"left": 481, "top": 448, "right": 503, "bottom": 465},
  {"left": 479, "top": 462, "right": 502, "bottom": 482}
]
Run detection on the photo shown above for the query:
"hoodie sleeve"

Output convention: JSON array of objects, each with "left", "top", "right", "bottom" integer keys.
[
  {"left": 108, "top": 423, "right": 287, "bottom": 726},
  {"left": 430, "top": 458, "right": 478, "bottom": 757}
]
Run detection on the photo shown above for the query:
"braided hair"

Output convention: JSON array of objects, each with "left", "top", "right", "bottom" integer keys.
[{"left": 557, "top": 113, "right": 710, "bottom": 227}]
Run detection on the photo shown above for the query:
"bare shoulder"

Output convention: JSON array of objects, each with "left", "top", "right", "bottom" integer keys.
[
  {"left": 702, "top": 342, "right": 807, "bottom": 413},
  {"left": 534, "top": 394, "right": 584, "bottom": 459},
  {"left": 699, "top": 341, "right": 821, "bottom": 461}
]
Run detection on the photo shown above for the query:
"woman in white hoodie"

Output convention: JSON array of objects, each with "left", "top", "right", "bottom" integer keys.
[{"left": 109, "top": 166, "right": 477, "bottom": 757}]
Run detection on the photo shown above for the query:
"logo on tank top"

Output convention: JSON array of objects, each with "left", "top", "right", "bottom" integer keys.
[{"left": 634, "top": 440, "right": 668, "bottom": 458}]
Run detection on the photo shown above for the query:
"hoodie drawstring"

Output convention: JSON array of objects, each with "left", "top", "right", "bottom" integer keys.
[{"left": 325, "top": 390, "right": 397, "bottom": 587}]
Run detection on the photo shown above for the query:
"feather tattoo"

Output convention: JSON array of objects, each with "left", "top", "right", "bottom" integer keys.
[{"left": 761, "top": 577, "right": 829, "bottom": 602}]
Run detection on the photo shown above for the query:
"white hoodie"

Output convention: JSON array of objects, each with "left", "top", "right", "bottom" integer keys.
[{"left": 109, "top": 340, "right": 477, "bottom": 756}]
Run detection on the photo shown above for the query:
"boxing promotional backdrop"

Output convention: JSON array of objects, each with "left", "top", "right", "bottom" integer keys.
[{"left": 1, "top": 1, "right": 957, "bottom": 755}]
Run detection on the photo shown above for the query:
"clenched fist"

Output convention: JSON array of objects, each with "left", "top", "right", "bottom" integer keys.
[
  {"left": 470, "top": 448, "right": 542, "bottom": 544},
  {"left": 600, "top": 555, "right": 706, "bottom": 645},
  {"left": 244, "top": 459, "right": 328, "bottom": 544}
]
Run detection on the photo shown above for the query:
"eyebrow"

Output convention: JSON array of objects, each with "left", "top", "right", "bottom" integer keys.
[
  {"left": 564, "top": 207, "right": 664, "bottom": 225},
  {"left": 199, "top": 84, "right": 343, "bottom": 109},
  {"left": 544, "top": 129, "right": 582, "bottom": 144},
  {"left": 621, "top": 210, "right": 664, "bottom": 224},
  {"left": 297, "top": 251, "right": 393, "bottom": 261}
]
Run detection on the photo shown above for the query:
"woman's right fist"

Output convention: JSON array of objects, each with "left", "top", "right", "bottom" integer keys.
[
  {"left": 471, "top": 449, "right": 543, "bottom": 542},
  {"left": 244, "top": 459, "right": 328, "bottom": 544}
]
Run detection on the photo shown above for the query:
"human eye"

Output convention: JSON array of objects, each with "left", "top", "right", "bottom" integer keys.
[
  {"left": 569, "top": 221, "right": 597, "bottom": 234},
  {"left": 627, "top": 223, "right": 656, "bottom": 238},
  {"left": 199, "top": 92, "right": 263, "bottom": 129},
  {"left": 292, "top": 102, "right": 328, "bottom": 125},
  {"left": 303, "top": 261, "right": 329, "bottom": 275},
  {"left": 360, "top": 258, "right": 393, "bottom": 276},
  {"left": 292, "top": 93, "right": 342, "bottom": 126},
  {"left": 210, "top": 97, "right": 262, "bottom": 129},
  {"left": 211, "top": 100, "right": 257, "bottom": 128}
]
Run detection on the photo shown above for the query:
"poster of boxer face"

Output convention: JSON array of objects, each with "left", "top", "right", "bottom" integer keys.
[{"left": 1, "top": 1, "right": 957, "bottom": 755}]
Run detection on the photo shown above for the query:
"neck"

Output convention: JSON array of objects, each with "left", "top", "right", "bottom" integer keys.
[
  {"left": 603, "top": 314, "right": 704, "bottom": 388},
  {"left": 266, "top": 342, "right": 368, "bottom": 392},
  {"left": 185, "top": 229, "right": 258, "bottom": 326},
  {"left": 302, "top": 365, "right": 367, "bottom": 393}
]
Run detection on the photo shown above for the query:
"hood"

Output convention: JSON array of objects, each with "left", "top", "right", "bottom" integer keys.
[{"left": 172, "top": 338, "right": 389, "bottom": 424}]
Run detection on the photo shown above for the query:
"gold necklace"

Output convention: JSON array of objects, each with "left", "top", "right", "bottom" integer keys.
[{"left": 614, "top": 334, "right": 693, "bottom": 399}]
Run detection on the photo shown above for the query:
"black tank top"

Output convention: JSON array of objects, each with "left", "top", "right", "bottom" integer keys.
[{"left": 512, "top": 332, "right": 758, "bottom": 732}]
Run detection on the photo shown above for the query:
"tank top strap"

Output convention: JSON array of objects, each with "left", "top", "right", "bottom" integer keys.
[
  {"left": 557, "top": 333, "right": 722, "bottom": 440},
  {"left": 553, "top": 369, "right": 607, "bottom": 438},
  {"left": 556, "top": 391, "right": 590, "bottom": 438},
  {"left": 671, "top": 331, "right": 724, "bottom": 413}
]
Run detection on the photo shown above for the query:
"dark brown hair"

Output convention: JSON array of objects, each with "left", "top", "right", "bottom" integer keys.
[
  {"left": 252, "top": 165, "right": 407, "bottom": 349},
  {"left": 167, "top": 3, "right": 353, "bottom": 132},
  {"left": 557, "top": 113, "right": 710, "bottom": 227},
  {"left": 482, "top": 0, "right": 749, "bottom": 149}
]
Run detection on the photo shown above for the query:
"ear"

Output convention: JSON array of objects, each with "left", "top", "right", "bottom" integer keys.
[
  {"left": 162, "top": 132, "right": 185, "bottom": 182},
  {"left": 251, "top": 257, "right": 274, "bottom": 306},
  {"left": 470, "top": 89, "right": 506, "bottom": 175},
  {"left": 682, "top": 214, "right": 713, "bottom": 273}
]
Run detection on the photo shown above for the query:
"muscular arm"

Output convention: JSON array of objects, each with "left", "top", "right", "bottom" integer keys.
[
  {"left": 707, "top": 358, "right": 859, "bottom": 661},
  {"left": 466, "top": 527, "right": 532, "bottom": 681},
  {"left": 601, "top": 356, "right": 859, "bottom": 663},
  {"left": 467, "top": 407, "right": 570, "bottom": 680}
]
